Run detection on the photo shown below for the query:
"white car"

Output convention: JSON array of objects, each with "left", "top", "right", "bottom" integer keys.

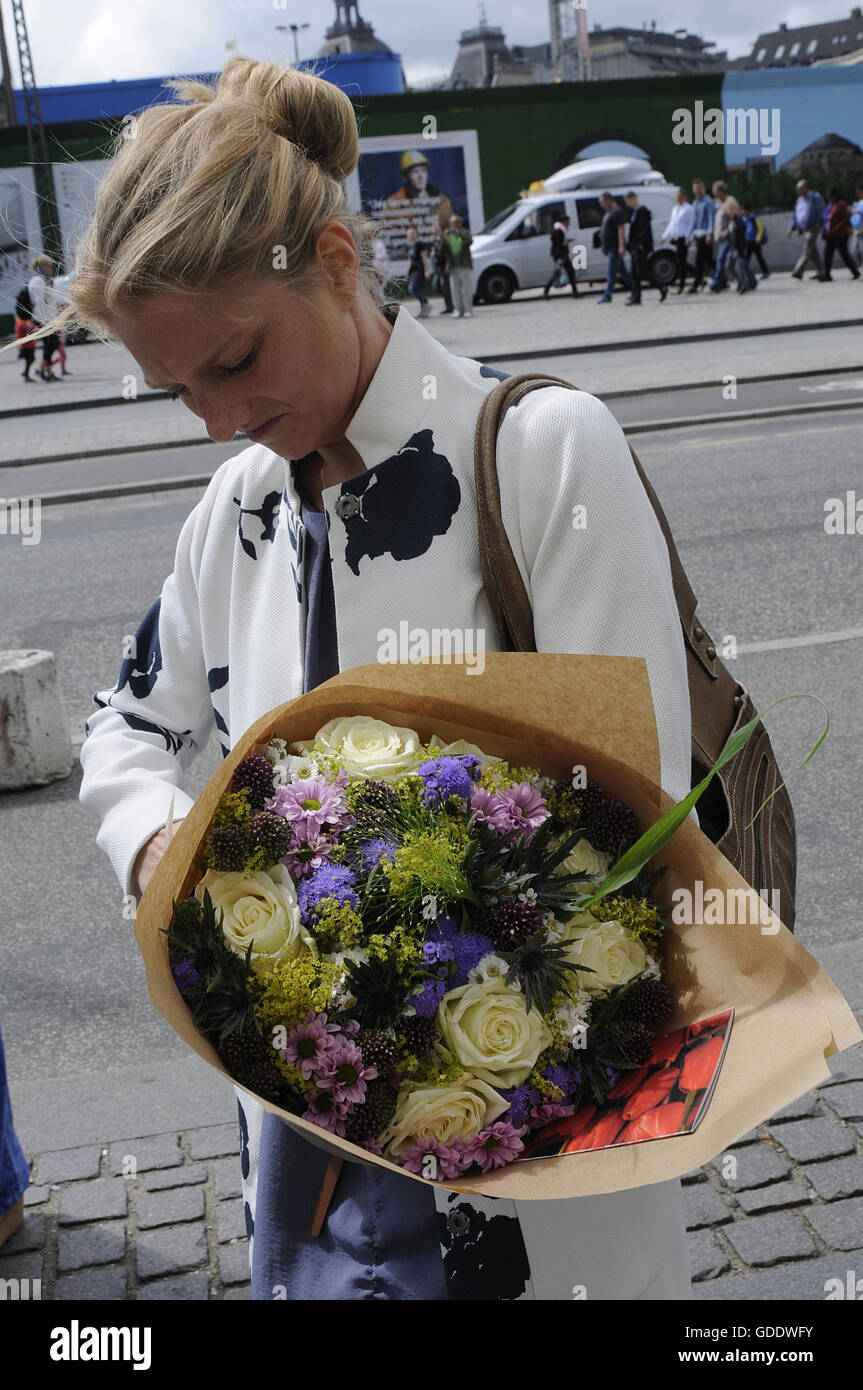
[{"left": 469, "top": 156, "right": 680, "bottom": 303}]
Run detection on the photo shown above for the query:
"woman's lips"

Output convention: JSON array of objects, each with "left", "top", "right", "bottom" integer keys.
[{"left": 246, "top": 412, "right": 286, "bottom": 443}]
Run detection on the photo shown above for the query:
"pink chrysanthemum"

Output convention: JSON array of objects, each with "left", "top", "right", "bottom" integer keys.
[
  {"left": 316, "top": 1040, "right": 378, "bottom": 1105},
  {"left": 462, "top": 1120, "right": 527, "bottom": 1172},
  {"left": 470, "top": 782, "right": 548, "bottom": 838},
  {"left": 280, "top": 1012, "right": 341, "bottom": 1080},
  {"left": 399, "top": 1139, "right": 466, "bottom": 1180},
  {"left": 266, "top": 774, "right": 351, "bottom": 842},
  {"left": 303, "top": 1093, "right": 349, "bottom": 1136},
  {"left": 280, "top": 832, "right": 337, "bottom": 879},
  {"left": 529, "top": 1100, "right": 576, "bottom": 1128}
]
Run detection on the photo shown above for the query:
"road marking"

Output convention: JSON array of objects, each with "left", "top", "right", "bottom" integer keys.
[
  {"left": 799, "top": 379, "right": 863, "bottom": 393},
  {"left": 737, "top": 628, "right": 863, "bottom": 655}
]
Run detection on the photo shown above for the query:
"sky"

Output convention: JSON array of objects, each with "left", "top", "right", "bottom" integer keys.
[{"left": 2, "top": 0, "right": 846, "bottom": 91}]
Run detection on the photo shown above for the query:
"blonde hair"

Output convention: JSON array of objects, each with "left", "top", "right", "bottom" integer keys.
[{"left": 11, "top": 56, "right": 384, "bottom": 351}]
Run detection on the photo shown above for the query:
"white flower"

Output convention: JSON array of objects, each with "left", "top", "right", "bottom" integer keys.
[
  {"left": 437, "top": 976, "right": 552, "bottom": 1089},
  {"left": 552, "top": 836, "right": 611, "bottom": 880},
  {"left": 383, "top": 1076, "right": 508, "bottom": 1157},
  {"left": 297, "top": 716, "right": 422, "bottom": 782},
  {"left": 517, "top": 887, "right": 538, "bottom": 906},
  {"left": 271, "top": 750, "right": 322, "bottom": 786},
  {"left": 428, "top": 735, "right": 495, "bottom": 765},
  {"left": 194, "top": 865, "right": 316, "bottom": 975},
  {"left": 467, "top": 952, "right": 520, "bottom": 988},
  {"left": 554, "top": 995, "right": 593, "bottom": 1046},
  {"left": 563, "top": 919, "right": 648, "bottom": 994}
]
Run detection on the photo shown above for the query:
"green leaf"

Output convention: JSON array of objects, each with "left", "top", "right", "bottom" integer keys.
[{"left": 578, "top": 693, "right": 829, "bottom": 910}]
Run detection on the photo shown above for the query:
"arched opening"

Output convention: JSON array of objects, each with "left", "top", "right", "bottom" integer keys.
[{"left": 553, "top": 129, "right": 671, "bottom": 180}]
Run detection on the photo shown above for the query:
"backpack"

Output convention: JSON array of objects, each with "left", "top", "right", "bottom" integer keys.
[
  {"left": 474, "top": 373, "right": 797, "bottom": 931},
  {"left": 15, "top": 284, "right": 32, "bottom": 320},
  {"left": 756, "top": 218, "right": 768, "bottom": 245}
]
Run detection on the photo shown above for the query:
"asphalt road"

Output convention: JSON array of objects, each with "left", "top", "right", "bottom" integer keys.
[{"left": 1, "top": 404, "right": 861, "bottom": 1099}]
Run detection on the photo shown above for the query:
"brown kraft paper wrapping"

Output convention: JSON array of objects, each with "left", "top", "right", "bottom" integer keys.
[{"left": 135, "top": 654, "right": 862, "bottom": 1200}]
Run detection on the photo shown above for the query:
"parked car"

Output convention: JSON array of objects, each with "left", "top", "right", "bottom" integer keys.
[{"left": 470, "top": 156, "right": 679, "bottom": 303}]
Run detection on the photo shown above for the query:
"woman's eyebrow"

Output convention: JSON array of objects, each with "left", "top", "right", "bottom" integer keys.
[{"left": 143, "top": 338, "right": 249, "bottom": 390}]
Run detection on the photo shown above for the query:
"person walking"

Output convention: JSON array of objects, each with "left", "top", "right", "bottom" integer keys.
[
  {"left": 0, "top": 1023, "right": 29, "bottom": 1252},
  {"left": 442, "top": 214, "right": 474, "bottom": 318},
  {"left": 687, "top": 177, "right": 714, "bottom": 293},
  {"left": 405, "top": 225, "right": 431, "bottom": 319},
  {"left": 26, "top": 254, "right": 61, "bottom": 379},
  {"left": 623, "top": 191, "right": 667, "bottom": 304},
  {"left": 822, "top": 188, "right": 861, "bottom": 281},
  {"left": 740, "top": 204, "right": 770, "bottom": 279},
  {"left": 850, "top": 183, "right": 863, "bottom": 268},
  {"left": 660, "top": 187, "right": 695, "bottom": 294},
  {"left": 14, "top": 283, "right": 37, "bottom": 382},
  {"left": 429, "top": 217, "right": 454, "bottom": 314},
  {"left": 708, "top": 182, "right": 733, "bottom": 293},
  {"left": 542, "top": 213, "right": 579, "bottom": 298},
  {"left": 596, "top": 192, "right": 632, "bottom": 304},
  {"left": 26, "top": 55, "right": 695, "bottom": 1303},
  {"left": 726, "top": 200, "right": 758, "bottom": 294},
  {"left": 787, "top": 180, "right": 827, "bottom": 281}
]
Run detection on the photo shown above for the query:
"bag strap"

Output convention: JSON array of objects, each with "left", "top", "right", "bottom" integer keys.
[{"left": 474, "top": 372, "right": 720, "bottom": 683}]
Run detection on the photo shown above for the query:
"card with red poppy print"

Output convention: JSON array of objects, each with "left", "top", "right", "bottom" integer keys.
[{"left": 521, "top": 1009, "right": 734, "bottom": 1159}]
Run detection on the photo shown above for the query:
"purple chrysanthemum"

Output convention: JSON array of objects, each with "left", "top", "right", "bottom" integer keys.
[
  {"left": 303, "top": 1092, "right": 349, "bottom": 1136},
  {"left": 462, "top": 1120, "right": 526, "bottom": 1172},
  {"left": 281, "top": 831, "right": 336, "bottom": 879},
  {"left": 400, "top": 1138, "right": 466, "bottom": 1180},
  {"left": 529, "top": 1099, "right": 576, "bottom": 1128},
  {"left": 280, "top": 1011, "right": 341, "bottom": 1080},
  {"left": 316, "top": 1040, "right": 378, "bottom": 1105},
  {"left": 356, "top": 836, "right": 398, "bottom": 872},
  {"left": 470, "top": 782, "right": 549, "bottom": 839},
  {"left": 297, "top": 862, "right": 359, "bottom": 923},
  {"left": 416, "top": 755, "right": 480, "bottom": 807},
  {"left": 266, "top": 774, "right": 350, "bottom": 841}
]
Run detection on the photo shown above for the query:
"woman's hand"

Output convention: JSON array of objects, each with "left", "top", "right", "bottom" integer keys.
[{"left": 133, "top": 821, "right": 185, "bottom": 897}]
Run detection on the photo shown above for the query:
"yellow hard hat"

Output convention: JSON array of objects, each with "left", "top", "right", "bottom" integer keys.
[{"left": 400, "top": 150, "right": 429, "bottom": 173}]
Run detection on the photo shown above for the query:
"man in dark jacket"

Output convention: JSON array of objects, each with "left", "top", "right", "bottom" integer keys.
[
  {"left": 624, "top": 192, "right": 667, "bottom": 305},
  {"left": 543, "top": 214, "right": 579, "bottom": 298}
]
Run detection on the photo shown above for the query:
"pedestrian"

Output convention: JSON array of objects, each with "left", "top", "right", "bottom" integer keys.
[
  {"left": 34, "top": 56, "right": 694, "bottom": 1301},
  {"left": 850, "top": 183, "right": 863, "bottom": 268},
  {"left": 787, "top": 179, "right": 827, "bottom": 281},
  {"left": 14, "top": 282, "right": 37, "bottom": 382},
  {"left": 0, "top": 1023, "right": 29, "bottom": 1252},
  {"left": 686, "top": 177, "right": 714, "bottom": 293},
  {"left": 442, "top": 214, "right": 474, "bottom": 319},
  {"left": 542, "top": 213, "right": 579, "bottom": 298},
  {"left": 623, "top": 191, "right": 667, "bottom": 304},
  {"left": 596, "top": 192, "right": 632, "bottom": 303},
  {"left": 822, "top": 187, "right": 861, "bottom": 281},
  {"left": 405, "top": 225, "right": 431, "bottom": 319},
  {"left": 26, "top": 253, "right": 61, "bottom": 380},
  {"left": 708, "top": 182, "right": 733, "bottom": 292},
  {"left": 726, "top": 200, "right": 758, "bottom": 294},
  {"left": 660, "top": 187, "right": 695, "bottom": 293},
  {"left": 428, "top": 217, "right": 454, "bottom": 314},
  {"left": 739, "top": 203, "right": 770, "bottom": 278}
]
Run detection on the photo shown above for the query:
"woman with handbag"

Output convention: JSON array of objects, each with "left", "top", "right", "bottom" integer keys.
[{"left": 30, "top": 57, "right": 696, "bottom": 1301}]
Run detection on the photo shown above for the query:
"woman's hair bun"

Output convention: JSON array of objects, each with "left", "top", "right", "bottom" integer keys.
[{"left": 215, "top": 56, "right": 359, "bottom": 182}]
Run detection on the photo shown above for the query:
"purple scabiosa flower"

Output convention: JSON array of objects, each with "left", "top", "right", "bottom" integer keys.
[
  {"left": 303, "top": 1092, "right": 349, "bottom": 1136},
  {"left": 412, "top": 976, "right": 448, "bottom": 1018},
  {"left": 266, "top": 774, "right": 350, "bottom": 842},
  {"left": 462, "top": 1120, "right": 526, "bottom": 1172},
  {"left": 416, "top": 755, "right": 480, "bottom": 807},
  {"left": 471, "top": 782, "right": 549, "bottom": 839},
  {"left": 426, "top": 913, "right": 495, "bottom": 988},
  {"left": 497, "top": 1084, "right": 541, "bottom": 1130},
  {"left": 316, "top": 1040, "right": 378, "bottom": 1105},
  {"left": 400, "top": 1139, "right": 466, "bottom": 1180},
  {"left": 297, "top": 862, "right": 359, "bottom": 923},
  {"left": 356, "top": 836, "right": 398, "bottom": 872},
  {"left": 280, "top": 1012, "right": 341, "bottom": 1080}
]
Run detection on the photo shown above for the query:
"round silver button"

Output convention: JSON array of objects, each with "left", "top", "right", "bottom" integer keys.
[
  {"left": 334, "top": 493, "right": 361, "bottom": 519},
  {"left": 447, "top": 1209, "right": 471, "bottom": 1236}
]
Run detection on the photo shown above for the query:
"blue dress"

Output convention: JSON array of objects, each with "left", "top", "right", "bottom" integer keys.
[
  {"left": 249, "top": 490, "right": 447, "bottom": 1300},
  {"left": 0, "top": 1024, "right": 29, "bottom": 1217}
]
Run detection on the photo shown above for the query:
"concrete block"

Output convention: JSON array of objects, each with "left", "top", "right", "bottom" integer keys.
[{"left": 0, "top": 650, "right": 71, "bottom": 788}]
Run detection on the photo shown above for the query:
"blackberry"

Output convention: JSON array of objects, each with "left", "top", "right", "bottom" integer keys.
[
  {"left": 231, "top": 753, "right": 276, "bottom": 809},
  {"left": 401, "top": 1015, "right": 437, "bottom": 1056},
  {"left": 204, "top": 824, "right": 248, "bottom": 872},
  {"left": 219, "top": 1025, "right": 285, "bottom": 1102},
  {"left": 619, "top": 978, "right": 672, "bottom": 1030},
  {"left": 485, "top": 897, "right": 544, "bottom": 950},
  {"left": 344, "top": 1080, "right": 398, "bottom": 1142},
  {"left": 358, "top": 1030, "right": 399, "bottom": 1075},
  {"left": 248, "top": 811, "right": 292, "bottom": 864}
]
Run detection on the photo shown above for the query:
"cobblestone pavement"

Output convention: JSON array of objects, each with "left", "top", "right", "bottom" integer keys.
[{"left": 2, "top": 1040, "right": 861, "bottom": 1302}]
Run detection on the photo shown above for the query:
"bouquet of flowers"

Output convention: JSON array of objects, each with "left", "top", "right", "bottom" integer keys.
[{"left": 166, "top": 716, "right": 676, "bottom": 1179}]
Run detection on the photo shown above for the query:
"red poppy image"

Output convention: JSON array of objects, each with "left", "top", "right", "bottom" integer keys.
[
  {"left": 618, "top": 1101, "right": 688, "bottom": 1143},
  {"left": 687, "top": 1013, "right": 727, "bottom": 1040},
  {"left": 561, "top": 1102, "right": 598, "bottom": 1139},
  {"left": 621, "top": 1066, "right": 680, "bottom": 1122},
  {"left": 564, "top": 1108, "right": 627, "bottom": 1152},
  {"left": 651, "top": 1028, "right": 687, "bottom": 1067},
  {"left": 679, "top": 1035, "right": 725, "bottom": 1093},
  {"left": 606, "top": 1061, "right": 653, "bottom": 1102}
]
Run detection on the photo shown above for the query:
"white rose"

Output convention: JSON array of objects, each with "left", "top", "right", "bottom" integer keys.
[
  {"left": 437, "top": 976, "right": 552, "bottom": 1089},
  {"left": 299, "top": 716, "right": 421, "bottom": 781},
  {"left": 384, "top": 1076, "right": 508, "bottom": 1157},
  {"left": 195, "top": 865, "right": 316, "bottom": 974},
  {"left": 563, "top": 919, "right": 648, "bottom": 994},
  {"left": 553, "top": 836, "right": 611, "bottom": 880}
]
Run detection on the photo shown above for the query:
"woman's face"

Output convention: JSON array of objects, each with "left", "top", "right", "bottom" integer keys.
[{"left": 114, "top": 226, "right": 372, "bottom": 460}]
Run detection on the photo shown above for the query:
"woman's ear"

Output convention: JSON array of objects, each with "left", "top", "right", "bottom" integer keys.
[{"left": 315, "top": 221, "right": 359, "bottom": 307}]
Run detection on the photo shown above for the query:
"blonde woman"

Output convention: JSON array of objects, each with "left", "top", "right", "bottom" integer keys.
[{"left": 22, "top": 57, "right": 694, "bottom": 1301}]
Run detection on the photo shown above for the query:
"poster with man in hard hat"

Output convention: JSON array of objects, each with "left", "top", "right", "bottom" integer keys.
[{"left": 349, "top": 129, "right": 483, "bottom": 268}]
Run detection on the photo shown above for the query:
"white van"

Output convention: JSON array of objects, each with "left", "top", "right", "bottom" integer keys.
[{"left": 470, "top": 156, "right": 680, "bottom": 303}]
